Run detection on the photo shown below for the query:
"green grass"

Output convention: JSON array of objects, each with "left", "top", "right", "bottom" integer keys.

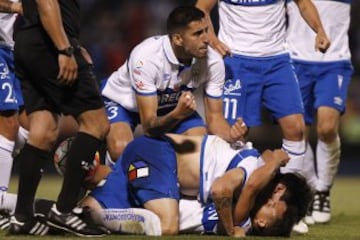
[{"left": 2, "top": 175, "right": 360, "bottom": 239}]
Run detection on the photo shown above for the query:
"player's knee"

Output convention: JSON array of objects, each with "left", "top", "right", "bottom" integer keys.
[
  {"left": 29, "top": 128, "right": 59, "bottom": 150},
  {"left": 107, "top": 138, "right": 129, "bottom": 161},
  {"left": 161, "top": 220, "right": 179, "bottom": 235},
  {"left": 79, "top": 117, "right": 110, "bottom": 140},
  {"left": 317, "top": 123, "right": 338, "bottom": 143},
  {"left": 279, "top": 115, "right": 305, "bottom": 141}
]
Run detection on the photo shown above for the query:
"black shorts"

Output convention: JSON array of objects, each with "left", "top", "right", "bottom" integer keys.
[{"left": 14, "top": 28, "right": 104, "bottom": 117}]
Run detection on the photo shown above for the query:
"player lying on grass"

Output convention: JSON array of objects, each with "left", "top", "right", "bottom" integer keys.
[
  {"left": 1, "top": 134, "right": 311, "bottom": 237},
  {"left": 79, "top": 133, "right": 312, "bottom": 237}
]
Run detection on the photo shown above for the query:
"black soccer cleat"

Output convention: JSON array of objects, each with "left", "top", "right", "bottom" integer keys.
[
  {"left": 47, "top": 204, "right": 108, "bottom": 237},
  {"left": 7, "top": 216, "right": 49, "bottom": 236},
  {"left": 0, "top": 210, "right": 10, "bottom": 230}
]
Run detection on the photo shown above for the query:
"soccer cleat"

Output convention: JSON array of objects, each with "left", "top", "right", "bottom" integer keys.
[
  {"left": 7, "top": 216, "right": 49, "bottom": 235},
  {"left": 304, "top": 204, "right": 315, "bottom": 225},
  {"left": 47, "top": 204, "right": 108, "bottom": 237},
  {"left": 0, "top": 211, "right": 10, "bottom": 230},
  {"left": 292, "top": 219, "right": 309, "bottom": 234},
  {"left": 312, "top": 191, "right": 331, "bottom": 223},
  {"left": 99, "top": 208, "right": 162, "bottom": 236}
]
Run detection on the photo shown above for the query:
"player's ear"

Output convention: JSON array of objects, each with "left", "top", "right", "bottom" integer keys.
[
  {"left": 254, "top": 218, "right": 267, "bottom": 228},
  {"left": 273, "top": 183, "right": 286, "bottom": 193},
  {"left": 172, "top": 33, "right": 183, "bottom": 47}
]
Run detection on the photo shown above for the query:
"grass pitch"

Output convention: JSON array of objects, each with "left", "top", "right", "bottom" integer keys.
[{"left": 2, "top": 175, "right": 360, "bottom": 240}]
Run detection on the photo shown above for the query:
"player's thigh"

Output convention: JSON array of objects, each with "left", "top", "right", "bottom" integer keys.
[
  {"left": 144, "top": 198, "right": 179, "bottom": 235},
  {"left": 263, "top": 55, "right": 303, "bottom": 121},
  {"left": 106, "top": 122, "right": 134, "bottom": 161}
]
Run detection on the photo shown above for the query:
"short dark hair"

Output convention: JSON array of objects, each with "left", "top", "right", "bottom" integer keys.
[
  {"left": 249, "top": 173, "right": 312, "bottom": 237},
  {"left": 166, "top": 6, "right": 205, "bottom": 34}
]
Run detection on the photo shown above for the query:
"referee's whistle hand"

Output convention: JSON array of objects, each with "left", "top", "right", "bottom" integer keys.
[{"left": 57, "top": 55, "right": 78, "bottom": 85}]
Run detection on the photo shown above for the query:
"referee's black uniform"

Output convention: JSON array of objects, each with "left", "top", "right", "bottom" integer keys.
[{"left": 9, "top": 0, "right": 109, "bottom": 237}]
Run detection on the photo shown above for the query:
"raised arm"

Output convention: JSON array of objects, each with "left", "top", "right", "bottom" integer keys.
[
  {"left": 196, "top": 0, "right": 231, "bottom": 56},
  {"left": 233, "top": 150, "right": 289, "bottom": 226},
  {"left": 294, "top": 0, "right": 330, "bottom": 53}
]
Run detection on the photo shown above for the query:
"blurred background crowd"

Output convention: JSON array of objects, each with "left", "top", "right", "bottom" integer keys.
[{"left": 78, "top": 0, "right": 360, "bottom": 174}]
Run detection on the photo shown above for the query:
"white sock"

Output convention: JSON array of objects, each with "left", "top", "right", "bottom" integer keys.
[
  {"left": 302, "top": 142, "right": 317, "bottom": 190},
  {"left": 91, "top": 208, "right": 161, "bottom": 236},
  {"left": 315, "top": 136, "right": 340, "bottom": 192},
  {"left": 13, "top": 126, "right": 29, "bottom": 158},
  {"left": 0, "top": 192, "right": 17, "bottom": 214},
  {"left": 280, "top": 139, "right": 306, "bottom": 175},
  {"left": 0, "top": 134, "right": 15, "bottom": 191}
]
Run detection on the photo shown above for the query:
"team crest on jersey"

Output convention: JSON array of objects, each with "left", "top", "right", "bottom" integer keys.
[
  {"left": 128, "top": 161, "right": 149, "bottom": 181},
  {"left": 134, "top": 80, "right": 145, "bottom": 90},
  {"left": 133, "top": 60, "right": 144, "bottom": 76},
  {"left": 223, "top": 79, "right": 242, "bottom": 96}
]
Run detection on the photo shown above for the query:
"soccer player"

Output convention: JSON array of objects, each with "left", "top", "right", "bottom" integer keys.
[
  {"left": 82, "top": 134, "right": 312, "bottom": 236},
  {"left": 101, "top": 6, "right": 246, "bottom": 164},
  {"left": 8, "top": 0, "right": 110, "bottom": 236},
  {"left": 0, "top": 0, "right": 26, "bottom": 229},
  {"left": 195, "top": 0, "right": 329, "bottom": 176},
  {"left": 286, "top": 0, "right": 353, "bottom": 224}
]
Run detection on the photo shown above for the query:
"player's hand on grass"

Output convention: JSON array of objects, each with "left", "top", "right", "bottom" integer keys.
[{"left": 232, "top": 226, "right": 246, "bottom": 237}]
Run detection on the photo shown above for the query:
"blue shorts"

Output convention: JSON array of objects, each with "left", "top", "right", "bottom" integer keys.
[
  {"left": 222, "top": 53, "right": 303, "bottom": 127},
  {"left": 121, "top": 136, "right": 179, "bottom": 206},
  {"left": 0, "top": 47, "right": 24, "bottom": 111},
  {"left": 90, "top": 162, "right": 132, "bottom": 209},
  {"left": 101, "top": 80, "right": 205, "bottom": 133},
  {"left": 292, "top": 60, "right": 353, "bottom": 124}
]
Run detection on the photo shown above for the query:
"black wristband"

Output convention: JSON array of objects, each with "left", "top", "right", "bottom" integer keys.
[{"left": 58, "top": 46, "right": 74, "bottom": 57}]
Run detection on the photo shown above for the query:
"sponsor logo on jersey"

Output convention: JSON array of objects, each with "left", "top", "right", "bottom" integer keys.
[
  {"left": 223, "top": 79, "right": 242, "bottom": 96},
  {"left": 128, "top": 161, "right": 149, "bottom": 181}
]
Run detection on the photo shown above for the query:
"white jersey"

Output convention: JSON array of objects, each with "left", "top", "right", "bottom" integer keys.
[
  {"left": 179, "top": 135, "right": 263, "bottom": 234},
  {"left": 218, "top": 0, "right": 287, "bottom": 57},
  {"left": 286, "top": 0, "right": 351, "bottom": 62},
  {"left": 199, "top": 135, "right": 264, "bottom": 205},
  {"left": 0, "top": 0, "right": 18, "bottom": 49},
  {"left": 101, "top": 35, "right": 225, "bottom": 112}
]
